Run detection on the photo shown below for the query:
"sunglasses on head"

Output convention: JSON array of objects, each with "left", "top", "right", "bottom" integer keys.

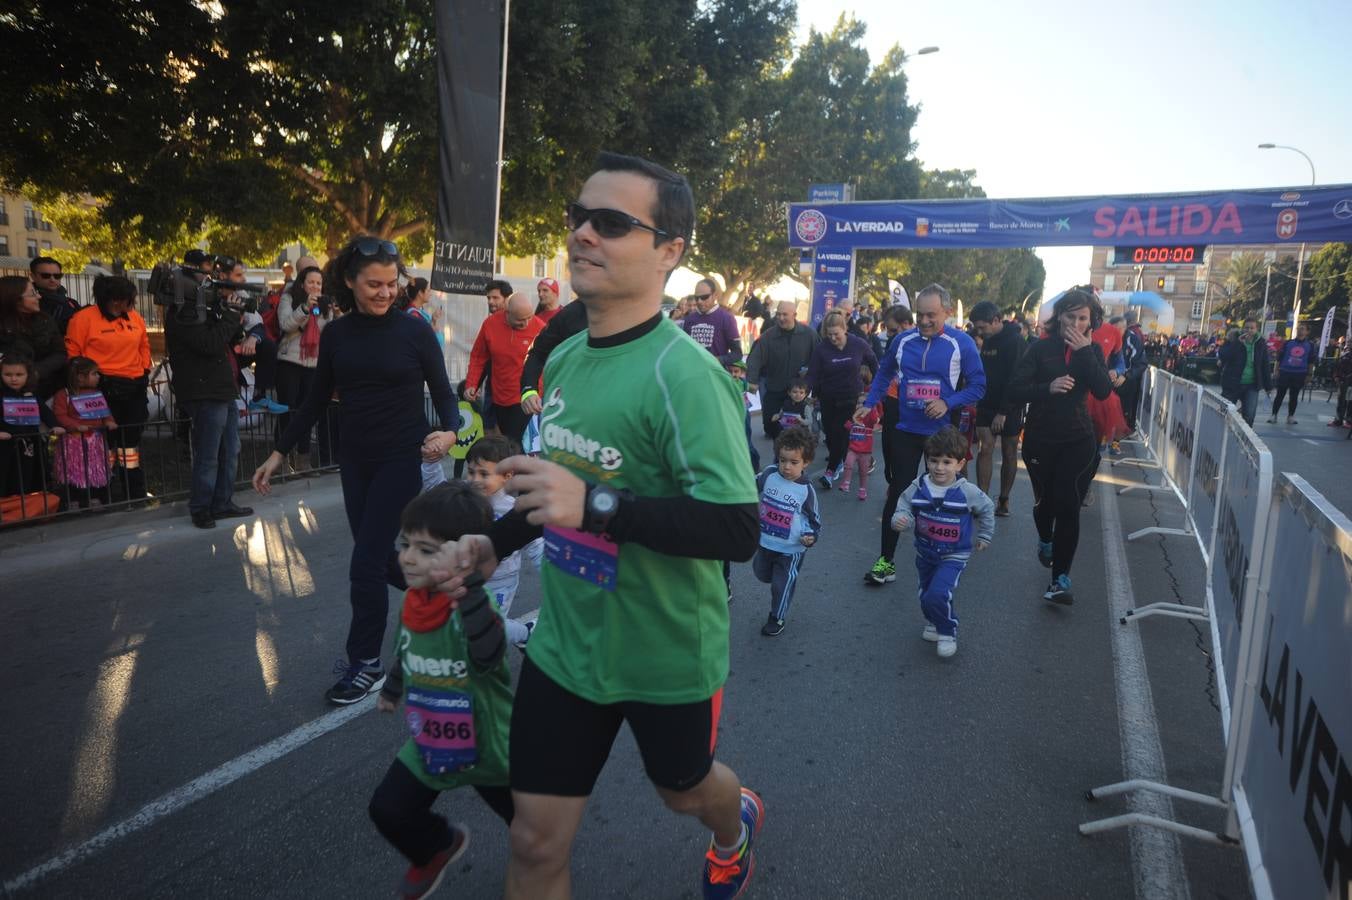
[
  {"left": 36, "top": 271, "right": 62, "bottom": 280},
  {"left": 566, "top": 202, "right": 670, "bottom": 240},
  {"left": 354, "top": 237, "right": 400, "bottom": 258}
]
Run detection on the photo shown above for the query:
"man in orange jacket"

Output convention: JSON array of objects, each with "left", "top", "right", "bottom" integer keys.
[{"left": 466, "top": 292, "right": 544, "bottom": 447}]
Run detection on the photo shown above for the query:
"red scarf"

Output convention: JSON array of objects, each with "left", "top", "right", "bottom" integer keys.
[
  {"left": 299, "top": 312, "right": 322, "bottom": 362},
  {"left": 402, "top": 587, "right": 455, "bottom": 633}
]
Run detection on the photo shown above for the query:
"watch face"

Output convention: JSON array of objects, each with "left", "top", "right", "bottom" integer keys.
[{"left": 592, "top": 491, "right": 617, "bottom": 514}]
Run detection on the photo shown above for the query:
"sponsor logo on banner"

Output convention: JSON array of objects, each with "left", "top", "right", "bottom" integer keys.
[
  {"left": 795, "top": 209, "right": 828, "bottom": 244},
  {"left": 1279, "top": 191, "right": 1302, "bottom": 202},
  {"left": 1276, "top": 208, "right": 1298, "bottom": 239},
  {"left": 1054, "top": 217, "right": 1071, "bottom": 232},
  {"left": 1334, "top": 198, "right": 1352, "bottom": 220},
  {"left": 916, "top": 218, "right": 929, "bottom": 237},
  {"left": 1092, "top": 203, "right": 1244, "bottom": 239}
]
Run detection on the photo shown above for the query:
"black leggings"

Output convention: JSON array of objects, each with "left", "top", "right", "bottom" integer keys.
[
  {"left": 1271, "top": 373, "right": 1305, "bottom": 418},
  {"left": 338, "top": 454, "right": 422, "bottom": 664},
  {"left": 368, "top": 758, "right": 513, "bottom": 866},
  {"left": 879, "top": 429, "right": 929, "bottom": 561},
  {"left": 880, "top": 396, "right": 899, "bottom": 484},
  {"left": 820, "top": 395, "right": 856, "bottom": 473},
  {"left": 1021, "top": 436, "right": 1099, "bottom": 579}
]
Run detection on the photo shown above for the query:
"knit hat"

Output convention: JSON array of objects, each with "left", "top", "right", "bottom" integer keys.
[{"left": 537, "top": 278, "right": 560, "bottom": 295}]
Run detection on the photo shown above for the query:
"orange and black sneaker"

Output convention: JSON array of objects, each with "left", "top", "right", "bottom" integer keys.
[{"left": 702, "top": 787, "right": 764, "bottom": 900}]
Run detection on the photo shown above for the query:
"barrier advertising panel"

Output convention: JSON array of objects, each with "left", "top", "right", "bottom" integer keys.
[
  {"left": 1149, "top": 369, "right": 1171, "bottom": 468},
  {"left": 1138, "top": 366, "right": 1157, "bottom": 446},
  {"left": 1164, "top": 375, "right": 1198, "bottom": 503},
  {"left": 1235, "top": 474, "right": 1352, "bottom": 900},
  {"left": 1191, "top": 392, "right": 1228, "bottom": 567}
]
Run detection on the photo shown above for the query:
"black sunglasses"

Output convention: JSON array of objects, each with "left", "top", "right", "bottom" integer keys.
[
  {"left": 354, "top": 237, "right": 400, "bottom": 258},
  {"left": 36, "top": 271, "right": 63, "bottom": 280},
  {"left": 694, "top": 292, "right": 713, "bottom": 301},
  {"left": 566, "top": 202, "right": 670, "bottom": 240}
]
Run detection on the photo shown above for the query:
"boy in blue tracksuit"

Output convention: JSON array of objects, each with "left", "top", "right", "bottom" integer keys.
[
  {"left": 753, "top": 426, "right": 821, "bottom": 637},
  {"left": 891, "top": 426, "right": 994, "bottom": 658}
]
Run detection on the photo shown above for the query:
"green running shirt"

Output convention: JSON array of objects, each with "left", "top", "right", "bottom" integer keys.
[{"left": 527, "top": 317, "right": 758, "bottom": 704}]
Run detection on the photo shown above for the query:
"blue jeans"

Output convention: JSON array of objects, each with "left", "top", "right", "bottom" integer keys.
[
  {"left": 1238, "top": 386, "right": 1259, "bottom": 426},
  {"left": 188, "top": 400, "right": 241, "bottom": 514}
]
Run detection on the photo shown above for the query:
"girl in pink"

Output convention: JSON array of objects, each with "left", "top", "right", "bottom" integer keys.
[
  {"left": 839, "top": 391, "right": 881, "bottom": 500},
  {"left": 52, "top": 356, "right": 119, "bottom": 507}
]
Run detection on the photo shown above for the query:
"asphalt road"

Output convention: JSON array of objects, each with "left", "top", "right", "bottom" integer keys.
[
  {"left": 1236, "top": 383, "right": 1351, "bottom": 515},
  {"left": 0, "top": 434, "right": 1252, "bottom": 899}
]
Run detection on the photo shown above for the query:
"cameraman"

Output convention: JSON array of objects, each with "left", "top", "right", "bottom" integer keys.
[
  {"left": 215, "top": 257, "right": 287, "bottom": 416},
  {"left": 166, "top": 270, "right": 254, "bottom": 528},
  {"left": 274, "top": 265, "right": 336, "bottom": 468}
]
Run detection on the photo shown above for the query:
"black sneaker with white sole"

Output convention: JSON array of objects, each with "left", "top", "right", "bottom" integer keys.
[
  {"left": 1043, "top": 574, "right": 1074, "bottom": 605},
  {"left": 325, "top": 659, "right": 386, "bottom": 705},
  {"left": 761, "top": 615, "right": 785, "bottom": 637}
]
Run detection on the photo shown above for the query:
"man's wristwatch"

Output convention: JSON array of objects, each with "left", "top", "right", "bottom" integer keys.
[{"left": 582, "top": 482, "right": 623, "bottom": 535}]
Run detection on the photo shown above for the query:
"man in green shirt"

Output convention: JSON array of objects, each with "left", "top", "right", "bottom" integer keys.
[{"left": 433, "top": 152, "right": 763, "bottom": 900}]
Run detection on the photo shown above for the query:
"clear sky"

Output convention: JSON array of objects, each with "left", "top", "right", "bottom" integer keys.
[{"left": 793, "top": 0, "right": 1352, "bottom": 299}]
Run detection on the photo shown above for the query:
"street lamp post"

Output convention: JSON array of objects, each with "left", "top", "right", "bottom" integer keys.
[{"left": 1258, "top": 143, "right": 1316, "bottom": 330}]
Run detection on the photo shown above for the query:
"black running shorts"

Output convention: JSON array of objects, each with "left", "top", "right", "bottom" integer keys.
[{"left": 509, "top": 656, "right": 722, "bottom": 796}]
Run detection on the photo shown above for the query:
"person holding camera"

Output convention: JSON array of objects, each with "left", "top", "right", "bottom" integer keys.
[
  {"left": 274, "top": 265, "right": 336, "bottom": 468},
  {"left": 211, "top": 257, "right": 286, "bottom": 416},
  {"left": 165, "top": 275, "right": 255, "bottom": 529}
]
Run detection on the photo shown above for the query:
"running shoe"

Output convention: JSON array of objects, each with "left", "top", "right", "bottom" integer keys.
[
  {"left": 1036, "top": 540, "right": 1054, "bottom": 568},
  {"left": 1267, "top": 415, "right": 1278, "bottom": 424},
  {"left": 761, "top": 615, "right": 785, "bottom": 637},
  {"left": 1043, "top": 574, "right": 1074, "bottom": 605},
  {"left": 995, "top": 498, "right": 1011, "bottom": 518},
  {"left": 400, "top": 826, "right": 469, "bottom": 899},
  {"left": 1108, "top": 442, "right": 1123, "bottom": 457},
  {"left": 936, "top": 635, "right": 957, "bottom": 658},
  {"left": 817, "top": 468, "right": 836, "bottom": 490},
  {"left": 1328, "top": 420, "right": 1345, "bottom": 427},
  {"left": 865, "top": 556, "right": 897, "bottom": 584},
  {"left": 702, "top": 788, "right": 764, "bottom": 900},
  {"left": 1286, "top": 417, "right": 1298, "bottom": 425},
  {"left": 921, "top": 624, "right": 939, "bottom": 642},
  {"left": 857, "top": 488, "right": 867, "bottom": 501},
  {"left": 513, "top": 619, "right": 535, "bottom": 650},
  {"left": 325, "top": 659, "right": 386, "bottom": 705},
  {"left": 838, "top": 481, "right": 851, "bottom": 493},
  {"left": 248, "top": 396, "right": 290, "bottom": 414}
]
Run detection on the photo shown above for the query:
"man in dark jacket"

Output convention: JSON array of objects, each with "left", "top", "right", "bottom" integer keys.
[
  {"left": 1217, "top": 317, "right": 1271, "bottom": 426},
  {"left": 30, "top": 257, "right": 81, "bottom": 335},
  {"left": 167, "top": 292, "right": 253, "bottom": 528},
  {"left": 746, "top": 300, "right": 819, "bottom": 438},
  {"left": 970, "top": 301, "right": 1025, "bottom": 516},
  {"left": 1117, "top": 311, "right": 1149, "bottom": 431}
]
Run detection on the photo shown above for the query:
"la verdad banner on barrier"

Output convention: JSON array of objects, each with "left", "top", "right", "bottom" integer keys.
[
  {"left": 1164, "top": 373, "right": 1200, "bottom": 516},
  {"left": 1233, "top": 473, "right": 1352, "bottom": 900},
  {"left": 1191, "top": 392, "right": 1227, "bottom": 571}
]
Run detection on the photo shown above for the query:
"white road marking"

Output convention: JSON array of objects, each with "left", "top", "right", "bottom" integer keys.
[
  {"left": 1302, "top": 439, "right": 1320, "bottom": 446},
  {"left": 4, "top": 697, "right": 375, "bottom": 893},
  {"left": 1098, "top": 480, "right": 1192, "bottom": 900}
]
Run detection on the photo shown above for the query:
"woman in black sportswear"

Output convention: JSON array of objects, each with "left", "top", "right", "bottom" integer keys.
[
  {"left": 253, "top": 236, "right": 460, "bottom": 705},
  {"left": 1008, "top": 288, "right": 1111, "bottom": 605}
]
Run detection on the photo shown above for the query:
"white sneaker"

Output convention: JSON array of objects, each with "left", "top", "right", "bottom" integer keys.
[
  {"left": 936, "top": 636, "right": 957, "bottom": 658},
  {"left": 921, "top": 624, "right": 939, "bottom": 642}
]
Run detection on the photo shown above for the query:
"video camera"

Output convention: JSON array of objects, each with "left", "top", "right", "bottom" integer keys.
[{"left": 155, "top": 265, "right": 265, "bottom": 325}]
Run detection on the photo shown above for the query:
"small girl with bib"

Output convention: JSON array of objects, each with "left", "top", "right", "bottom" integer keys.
[{"left": 52, "top": 357, "right": 119, "bottom": 508}]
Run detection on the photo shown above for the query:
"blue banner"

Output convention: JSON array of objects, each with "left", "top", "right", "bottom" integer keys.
[
  {"left": 810, "top": 249, "right": 852, "bottom": 326},
  {"left": 787, "top": 184, "right": 1352, "bottom": 250}
]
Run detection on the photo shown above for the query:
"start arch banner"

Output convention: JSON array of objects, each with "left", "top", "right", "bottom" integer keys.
[{"left": 787, "top": 184, "right": 1352, "bottom": 251}]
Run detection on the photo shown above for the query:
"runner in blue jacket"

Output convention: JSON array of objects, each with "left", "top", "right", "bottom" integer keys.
[{"left": 855, "top": 284, "right": 986, "bottom": 585}]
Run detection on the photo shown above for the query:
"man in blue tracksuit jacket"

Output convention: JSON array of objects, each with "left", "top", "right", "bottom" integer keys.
[{"left": 854, "top": 284, "right": 986, "bottom": 585}]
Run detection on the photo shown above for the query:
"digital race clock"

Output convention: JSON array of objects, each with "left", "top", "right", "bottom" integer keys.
[{"left": 1112, "top": 245, "right": 1207, "bottom": 266}]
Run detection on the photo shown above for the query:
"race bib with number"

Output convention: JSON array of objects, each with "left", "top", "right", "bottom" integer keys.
[
  {"left": 849, "top": 422, "right": 872, "bottom": 443},
  {"left": 778, "top": 412, "right": 803, "bottom": 429},
  {"left": 3, "top": 396, "right": 40, "bottom": 426},
  {"left": 758, "top": 497, "right": 794, "bottom": 540},
  {"left": 70, "top": 392, "right": 111, "bottom": 420},
  {"left": 406, "top": 687, "right": 478, "bottom": 774},
  {"left": 916, "top": 511, "right": 961, "bottom": 545},
  {"left": 544, "top": 526, "right": 619, "bottom": 591},
  {"left": 904, "top": 378, "right": 942, "bottom": 409}
]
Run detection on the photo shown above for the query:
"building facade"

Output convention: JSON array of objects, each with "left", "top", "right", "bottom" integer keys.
[
  {"left": 0, "top": 189, "right": 74, "bottom": 261},
  {"left": 1087, "top": 241, "right": 1324, "bottom": 334}
]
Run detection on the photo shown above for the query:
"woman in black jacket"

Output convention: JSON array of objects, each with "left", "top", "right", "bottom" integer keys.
[{"left": 1008, "top": 288, "right": 1112, "bottom": 605}]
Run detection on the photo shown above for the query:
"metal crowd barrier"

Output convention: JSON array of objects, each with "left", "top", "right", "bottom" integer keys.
[{"left": 1080, "top": 365, "right": 1352, "bottom": 900}]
